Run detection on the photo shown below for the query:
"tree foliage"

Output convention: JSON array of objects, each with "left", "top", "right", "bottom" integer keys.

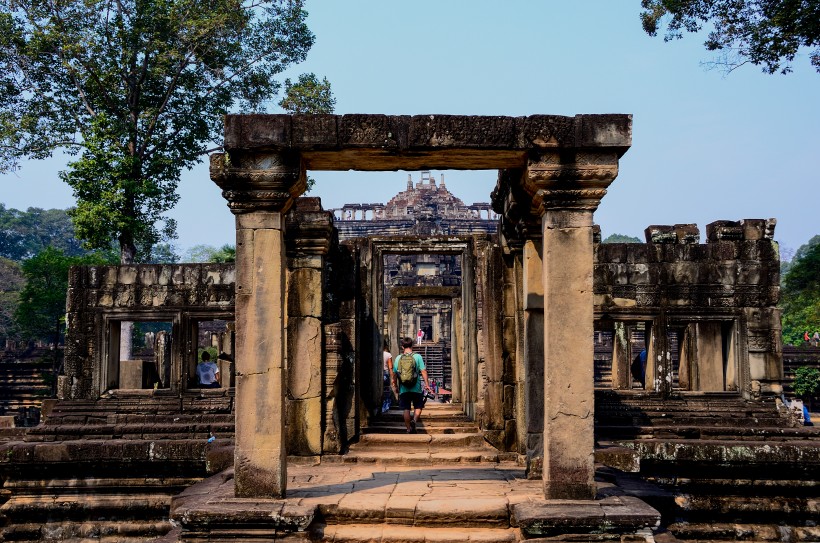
[
  {"left": 602, "top": 233, "right": 642, "bottom": 244},
  {"left": 640, "top": 0, "right": 820, "bottom": 74},
  {"left": 0, "top": 204, "right": 86, "bottom": 260},
  {"left": 279, "top": 73, "right": 336, "bottom": 114},
  {"left": 0, "top": 0, "right": 326, "bottom": 263},
  {"left": 793, "top": 366, "right": 820, "bottom": 399},
  {"left": 780, "top": 235, "right": 820, "bottom": 345},
  {"left": 15, "top": 247, "right": 106, "bottom": 343},
  {"left": 0, "top": 256, "right": 23, "bottom": 341},
  {"left": 185, "top": 243, "right": 235, "bottom": 263}
]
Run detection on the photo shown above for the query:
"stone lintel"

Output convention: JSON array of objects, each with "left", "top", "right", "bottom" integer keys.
[
  {"left": 221, "top": 114, "right": 631, "bottom": 170},
  {"left": 390, "top": 286, "right": 461, "bottom": 299}
]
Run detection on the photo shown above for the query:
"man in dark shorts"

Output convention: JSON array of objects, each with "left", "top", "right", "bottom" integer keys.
[{"left": 391, "top": 336, "right": 430, "bottom": 433}]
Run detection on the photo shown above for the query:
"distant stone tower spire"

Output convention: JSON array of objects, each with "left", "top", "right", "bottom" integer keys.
[
  {"left": 407, "top": 174, "right": 413, "bottom": 191},
  {"left": 440, "top": 173, "right": 445, "bottom": 188}
]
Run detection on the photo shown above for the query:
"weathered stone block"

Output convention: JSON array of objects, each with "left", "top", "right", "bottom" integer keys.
[
  {"left": 514, "top": 115, "right": 575, "bottom": 148},
  {"left": 117, "top": 266, "right": 138, "bottom": 285},
  {"left": 286, "top": 397, "right": 322, "bottom": 456},
  {"left": 740, "top": 218, "right": 769, "bottom": 240},
  {"left": 644, "top": 225, "right": 677, "bottom": 244},
  {"left": 575, "top": 114, "right": 633, "bottom": 148},
  {"left": 286, "top": 317, "right": 322, "bottom": 399},
  {"left": 225, "top": 114, "right": 291, "bottom": 150},
  {"left": 706, "top": 220, "right": 743, "bottom": 242},
  {"left": 338, "top": 114, "right": 408, "bottom": 149},
  {"left": 287, "top": 269, "right": 323, "bottom": 318},
  {"left": 708, "top": 241, "right": 739, "bottom": 261},
  {"left": 291, "top": 114, "right": 338, "bottom": 148},
  {"left": 408, "top": 114, "right": 517, "bottom": 148}
]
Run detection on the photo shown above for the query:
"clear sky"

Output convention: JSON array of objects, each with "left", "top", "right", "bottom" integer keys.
[{"left": 1, "top": 1, "right": 818, "bottom": 255}]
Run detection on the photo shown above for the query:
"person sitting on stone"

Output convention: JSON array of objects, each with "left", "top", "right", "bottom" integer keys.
[{"left": 197, "top": 351, "right": 221, "bottom": 389}]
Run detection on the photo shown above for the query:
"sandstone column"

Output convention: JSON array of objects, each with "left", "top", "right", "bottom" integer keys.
[
  {"left": 285, "top": 199, "right": 333, "bottom": 456},
  {"left": 525, "top": 151, "right": 619, "bottom": 500},
  {"left": 211, "top": 151, "right": 306, "bottom": 498}
]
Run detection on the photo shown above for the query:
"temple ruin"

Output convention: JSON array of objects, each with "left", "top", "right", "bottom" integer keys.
[{"left": 0, "top": 114, "right": 817, "bottom": 542}]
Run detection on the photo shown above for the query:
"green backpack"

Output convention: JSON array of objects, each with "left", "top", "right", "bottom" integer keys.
[{"left": 397, "top": 353, "right": 418, "bottom": 388}]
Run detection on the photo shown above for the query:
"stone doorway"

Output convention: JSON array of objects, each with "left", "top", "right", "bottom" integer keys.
[{"left": 211, "top": 113, "right": 631, "bottom": 499}]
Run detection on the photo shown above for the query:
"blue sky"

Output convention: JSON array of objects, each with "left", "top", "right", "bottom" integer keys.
[{"left": 1, "top": 1, "right": 818, "bottom": 255}]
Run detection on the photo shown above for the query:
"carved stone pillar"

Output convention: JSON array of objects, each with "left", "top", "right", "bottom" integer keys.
[
  {"left": 210, "top": 151, "right": 306, "bottom": 498},
  {"left": 525, "top": 151, "right": 619, "bottom": 500}
]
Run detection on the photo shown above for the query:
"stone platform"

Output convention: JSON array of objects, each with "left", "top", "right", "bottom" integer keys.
[{"left": 169, "top": 461, "right": 660, "bottom": 542}]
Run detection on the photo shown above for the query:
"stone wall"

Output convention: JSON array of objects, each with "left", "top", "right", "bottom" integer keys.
[
  {"left": 63, "top": 264, "right": 235, "bottom": 400},
  {"left": 593, "top": 219, "right": 781, "bottom": 398}
]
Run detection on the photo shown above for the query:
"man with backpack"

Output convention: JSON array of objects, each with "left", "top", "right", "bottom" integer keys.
[{"left": 391, "top": 336, "right": 431, "bottom": 433}]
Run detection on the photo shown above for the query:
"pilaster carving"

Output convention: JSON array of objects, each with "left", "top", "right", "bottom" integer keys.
[{"left": 210, "top": 152, "right": 307, "bottom": 214}]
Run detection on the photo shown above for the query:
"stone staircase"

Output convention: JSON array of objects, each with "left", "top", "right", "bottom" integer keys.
[
  {"left": 0, "top": 359, "right": 54, "bottom": 421},
  {"left": 169, "top": 401, "right": 660, "bottom": 542},
  {"left": 0, "top": 389, "right": 235, "bottom": 542},
  {"left": 596, "top": 391, "right": 820, "bottom": 541},
  {"left": 349, "top": 402, "right": 511, "bottom": 465}
]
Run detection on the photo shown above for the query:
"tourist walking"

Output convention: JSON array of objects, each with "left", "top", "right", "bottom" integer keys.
[
  {"left": 391, "top": 336, "right": 430, "bottom": 433},
  {"left": 813, "top": 331, "right": 820, "bottom": 347}
]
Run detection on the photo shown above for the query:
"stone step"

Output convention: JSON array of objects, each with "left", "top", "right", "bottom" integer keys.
[
  {"left": 362, "top": 424, "right": 476, "bottom": 435},
  {"left": 355, "top": 432, "right": 487, "bottom": 448},
  {"left": 666, "top": 521, "right": 820, "bottom": 542},
  {"left": 311, "top": 523, "right": 520, "bottom": 542},
  {"left": 3, "top": 520, "right": 173, "bottom": 542},
  {"left": 597, "top": 425, "right": 820, "bottom": 441}
]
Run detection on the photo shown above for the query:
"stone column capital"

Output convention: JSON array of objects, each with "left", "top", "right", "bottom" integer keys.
[
  {"left": 210, "top": 151, "right": 307, "bottom": 214},
  {"left": 523, "top": 151, "right": 620, "bottom": 216}
]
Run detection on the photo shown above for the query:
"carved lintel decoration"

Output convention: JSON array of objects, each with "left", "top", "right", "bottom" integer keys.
[{"left": 209, "top": 152, "right": 307, "bottom": 214}]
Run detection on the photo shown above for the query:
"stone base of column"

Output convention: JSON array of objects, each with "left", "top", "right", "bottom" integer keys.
[{"left": 543, "top": 481, "right": 597, "bottom": 501}]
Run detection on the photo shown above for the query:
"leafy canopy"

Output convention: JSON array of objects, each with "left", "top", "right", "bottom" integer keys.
[
  {"left": 0, "top": 256, "right": 23, "bottom": 341},
  {"left": 15, "top": 247, "right": 107, "bottom": 342},
  {"left": 602, "top": 233, "right": 642, "bottom": 244},
  {"left": 641, "top": 0, "right": 820, "bottom": 74},
  {"left": 279, "top": 73, "right": 336, "bottom": 114},
  {"left": 185, "top": 243, "right": 235, "bottom": 263},
  {"left": 0, "top": 0, "right": 319, "bottom": 262},
  {"left": 780, "top": 235, "right": 820, "bottom": 345},
  {"left": 0, "top": 204, "right": 87, "bottom": 260},
  {"left": 793, "top": 366, "right": 820, "bottom": 399}
]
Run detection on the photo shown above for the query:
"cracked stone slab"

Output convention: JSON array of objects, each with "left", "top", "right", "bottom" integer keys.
[{"left": 513, "top": 496, "right": 660, "bottom": 537}]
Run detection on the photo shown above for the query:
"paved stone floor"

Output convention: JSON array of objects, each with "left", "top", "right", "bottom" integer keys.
[
  {"left": 287, "top": 460, "right": 542, "bottom": 526},
  {"left": 170, "top": 459, "right": 659, "bottom": 542}
]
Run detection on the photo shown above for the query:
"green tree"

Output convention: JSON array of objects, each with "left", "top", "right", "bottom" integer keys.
[
  {"left": 15, "top": 247, "right": 106, "bottom": 390},
  {"left": 641, "top": 0, "right": 820, "bottom": 74},
  {"left": 0, "top": 0, "right": 329, "bottom": 263},
  {"left": 0, "top": 204, "right": 86, "bottom": 260},
  {"left": 278, "top": 73, "right": 336, "bottom": 114},
  {"left": 0, "top": 256, "right": 23, "bottom": 342},
  {"left": 185, "top": 243, "right": 235, "bottom": 263},
  {"left": 602, "top": 233, "right": 642, "bottom": 244},
  {"left": 780, "top": 235, "right": 820, "bottom": 345}
]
